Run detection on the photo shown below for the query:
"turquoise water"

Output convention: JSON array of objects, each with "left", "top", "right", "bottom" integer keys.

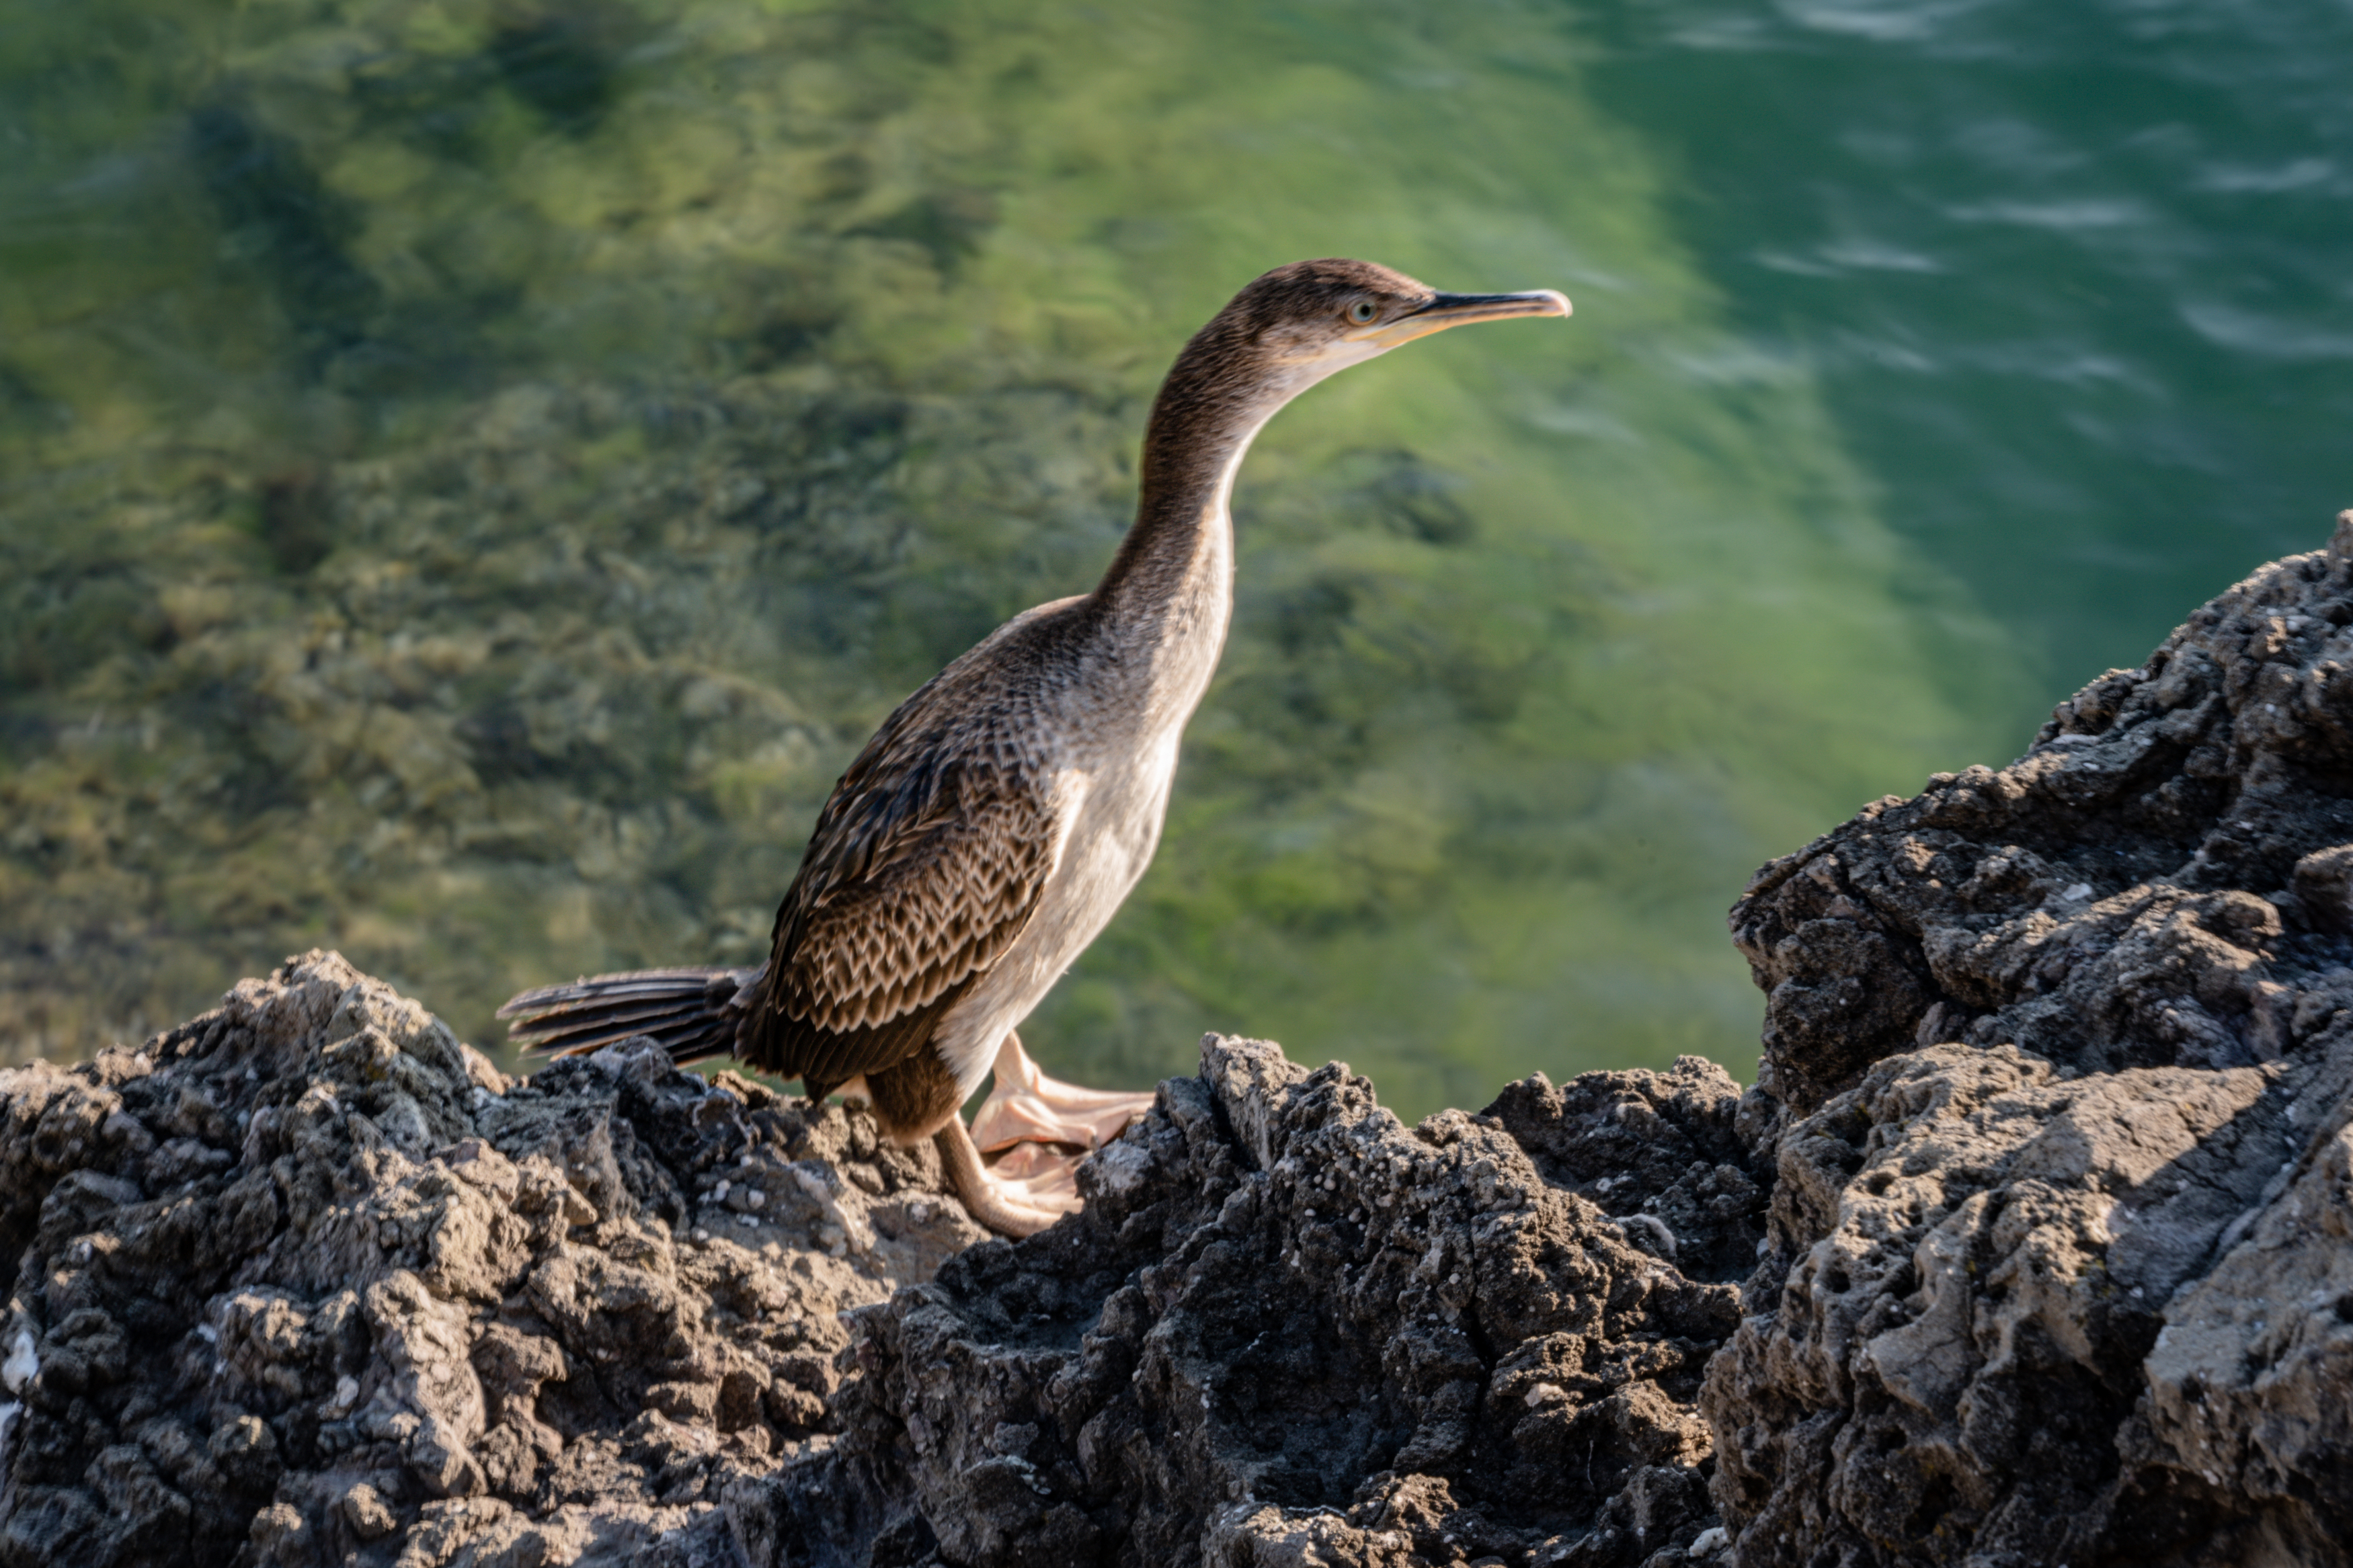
[
  {"left": 1, "top": 0, "right": 2344, "bottom": 1118},
  {"left": 1587, "top": 0, "right": 2353, "bottom": 688}
]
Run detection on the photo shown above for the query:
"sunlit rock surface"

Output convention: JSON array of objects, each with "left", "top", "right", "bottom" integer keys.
[
  {"left": 1717, "top": 513, "right": 2353, "bottom": 1567},
  {"left": 0, "top": 950, "right": 983, "bottom": 1568},
  {"left": 735, "top": 1039, "right": 1758, "bottom": 1568},
  {"left": 0, "top": 952, "right": 1763, "bottom": 1568}
]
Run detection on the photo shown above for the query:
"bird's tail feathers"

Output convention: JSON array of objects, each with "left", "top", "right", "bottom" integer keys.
[{"left": 497, "top": 966, "right": 757, "bottom": 1063}]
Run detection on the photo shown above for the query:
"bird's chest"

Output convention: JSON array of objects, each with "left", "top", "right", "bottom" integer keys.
[
  {"left": 1031, "top": 714, "right": 1184, "bottom": 936},
  {"left": 1034, "top": 582, "right": 1225, "bottom": 897},
  {"left": 978, "top": 571, "right": 1226, "bottom": 991}
]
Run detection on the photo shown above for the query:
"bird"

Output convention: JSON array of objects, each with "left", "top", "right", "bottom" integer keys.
[{"left": 497, "top": 258, "right": 1571, "bottom": 1236}]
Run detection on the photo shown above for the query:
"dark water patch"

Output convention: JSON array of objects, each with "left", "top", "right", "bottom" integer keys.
[
  {"left": 0, "top": 565, "right": 156, "bottom": 690},
  {"left": 254, "top": 470, "right": 334, "bottom": 576},
  {"left": 795, "top": 395, "right": 911, "bottom": 457},
  {"left": 1339, "top": 450, "right": 1478, "bottom": 547},
  {"left": 491, "top": 11, "right": 623, "bottom": 134},
  {"left": 456, "top": 700, "right": 556, "bottom": 786},
  {"left": 737, "top": 313, "right": 832, "bottom": 372},
  {"left": 0, "top": 712, "right": 61, "bottom": 767},
  {"left": 186, "top": 101, "right": 381, "bottom": 372},
  {"left": 844, "top": 190, "right": 999, "bottom": 276},
  {"left": 0, "top": 364, "right": 69, "bottom": 436},
  {"left": 1268, "top": 575, "right": 1361, "bottom": 663},
  {"left": 348, "top": 50, "right": 506, "bottom": 164}
]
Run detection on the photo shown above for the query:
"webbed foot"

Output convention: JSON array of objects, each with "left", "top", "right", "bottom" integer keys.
[{"left": 938, "top": 1032, "right": 1154, "bottom": 1235}]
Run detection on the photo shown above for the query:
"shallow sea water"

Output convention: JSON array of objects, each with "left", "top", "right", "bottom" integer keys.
[{"left": 1, "top": 0, "right": 2345, "bottom": 1118}]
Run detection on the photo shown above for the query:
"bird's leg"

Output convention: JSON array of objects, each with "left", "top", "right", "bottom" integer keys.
[
  {"left": 969, "top": 1030, "right": 1156, "bottom": 1157},
  {"left": 866, "top": 1036, "right": 1152, "bottom": 1239},
  {"left": 932, "top": 1116, "right": 1066, "bottom": 1239},
  {"left": 952, "top": 1031, "right": 1157, "bottom": 1216},
  {"left": 863, "top": 1050, "right": 1073, "bottom": 1239}
]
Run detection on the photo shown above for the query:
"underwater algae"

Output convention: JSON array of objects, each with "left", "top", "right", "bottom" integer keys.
[{"left": 0, "top": 0, "right": 2020, "bottom": 1117}]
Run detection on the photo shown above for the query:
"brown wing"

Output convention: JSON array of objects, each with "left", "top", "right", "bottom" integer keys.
[{"left": 738, "top": 692, "right": 1060, "bottom": 1089}]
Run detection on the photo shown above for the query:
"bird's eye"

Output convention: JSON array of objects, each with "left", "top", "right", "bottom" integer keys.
[{"left": 1347, "top": 299, "right": 1379, "bottom": 325}]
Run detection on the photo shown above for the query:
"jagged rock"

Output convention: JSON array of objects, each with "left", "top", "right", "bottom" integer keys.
[
  {"left": 1, "top": 957, "right": 1765, "bottom": 1568},
  {"left": 1732, "top": 513, "right": 2353, "bottom": 1116},
  {"left": 19, "top": 522, "right": 2353, "bottom": 1567},
  {"left": 728, "top": 1039, "right": 1765, "bottom": 1568},
  {"left": 0, "top": 950, "right": 984, "bottom": 1568},
  {"left": 1716, "top": 513, "right": 2353, "bottom": 1567}
]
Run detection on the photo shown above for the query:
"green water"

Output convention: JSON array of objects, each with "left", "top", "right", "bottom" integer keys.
[
  {"left": 2, "top": 0, "right": 2340, "bottom": 1118},
  {"left": 1583, "top": 0, "right": 2353, "bottom": 692}
]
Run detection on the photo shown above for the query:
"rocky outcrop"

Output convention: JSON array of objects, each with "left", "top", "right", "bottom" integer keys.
[
  {"left": 0, "top": 948, "right": 1769, "bottom": 1568},
  {"left": 733, "top": 1043, "right": 1764, "bottom": 1568},
  {"left": 1716, "top": 513, "right": 2353, "bottom": 1566},
  {"left": 15, "top": 520, "right": 2353, "bottom": 1568},
  {"left": 1734, "top": 515, "right": 2353, "bottom": 1115},
  {"left": 0, "top": 950, "right": 986, "bottom": 1567}
]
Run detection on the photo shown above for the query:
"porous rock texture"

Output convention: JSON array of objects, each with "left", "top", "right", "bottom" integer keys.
[
  {"left": 0, "top": 949, "right": 988, "bottom": 1567},
  {"left": 1715, "top": 514, "right": 2353, "bottom": 1567},
  {"left": 733, "top": 1040, "right": 1765, "bottom": 1568},
  {"left": 0, "top": 947, "right": 1772, "bottom": 1568},
  {"left": 17, "top": 522, "right": 2353, "bottom": 1568}
]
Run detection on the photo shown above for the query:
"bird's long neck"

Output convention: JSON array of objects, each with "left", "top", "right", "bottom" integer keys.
[{"left": 1092, "top": 331, "right": 1282, "bottom": 641}]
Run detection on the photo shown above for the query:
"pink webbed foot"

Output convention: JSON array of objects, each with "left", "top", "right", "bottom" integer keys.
[
  {"left": 964, "top": 1032, "right": 1156, "bottom": 1217},
  {"left": 932, "top": 1116, "right": 1073, "bottom": 1239}
]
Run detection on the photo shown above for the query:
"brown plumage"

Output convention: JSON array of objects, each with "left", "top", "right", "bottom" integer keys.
[
  {"left": 744, "top": 634, "right": 1067, "bottom": 1082},
  {"left": 502, "top": 259, "right": 1570, "bottom": 1235}
]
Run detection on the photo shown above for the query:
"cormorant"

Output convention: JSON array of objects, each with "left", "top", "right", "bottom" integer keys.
[{"left": 500, "top": 258, "right": 1570, "bottom": 1235}]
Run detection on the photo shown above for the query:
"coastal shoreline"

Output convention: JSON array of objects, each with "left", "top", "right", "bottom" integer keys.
[{"left": 10, "top": 520, "right": 2353, "bottom": 1565}]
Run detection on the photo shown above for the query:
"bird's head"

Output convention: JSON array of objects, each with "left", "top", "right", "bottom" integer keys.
[
  {"left": 1179, "top": 258, "right": 1570, "bottom": 411},
  {"left": 1135, "top": 259, "right": 1570, "bottom": 510}
]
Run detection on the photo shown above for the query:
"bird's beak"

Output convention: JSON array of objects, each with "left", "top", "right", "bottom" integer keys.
[{"left": 1354, "top": 289, "right": 1572, "bottom": 349}]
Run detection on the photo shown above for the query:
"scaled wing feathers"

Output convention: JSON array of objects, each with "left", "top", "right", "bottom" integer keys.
[
  {"left": 781, "top": 764, "right": 1053, "bottom": 1032},
  {"left": 748, "top": 691, "right": 1060, "bottom": 1083}
]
